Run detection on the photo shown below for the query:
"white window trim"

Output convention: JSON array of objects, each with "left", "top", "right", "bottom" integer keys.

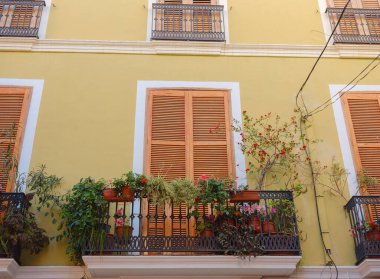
[
  {"left": 146, "top": 0, "right": 230, "bottom": 43},
  {"left": 38, "top": 0, "right": 51, "bottom": 39},
  {"left": 0, "top": 78, "right": 44, "bottom": 192},
  {"left": 317, "top": 0, "right": 334, "bottom": 44},
  {"left": 330, "top": 85, "right": 380, "bottom": 197}
]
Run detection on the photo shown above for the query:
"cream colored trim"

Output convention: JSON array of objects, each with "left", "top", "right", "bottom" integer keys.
[
  {"left": 1, "top": 38, "right": 380, "bottom": 58},
  {"left": 1, "top": 258, "right": 380, "bottom": 279},
  {"left": 83, "top": 255, "right": 301, "bottom": 278}
]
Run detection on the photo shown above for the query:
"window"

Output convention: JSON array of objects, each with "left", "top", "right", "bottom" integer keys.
[
  {"left": 326, "top": 0, "right": 380, "bottom": 44},
  {"left": 142, "top": 89, "right": 234, "bottom": 238},
  {"left": 151, "top": 0, "right": 225, "bottom": 41},
  {"left": 0, "top": 0, "right": 45, "bottom": 38},
  {"left": 0, "top": 87, "right": 31, "bottom": 192},
  {"left": 342, "top": 93, "right": 380, "bottom": 198}
]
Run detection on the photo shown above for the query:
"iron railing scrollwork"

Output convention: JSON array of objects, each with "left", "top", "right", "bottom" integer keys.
[
  {"left": 345, "top": 196, "right": 380, "bottom": 264},
  {"left": 151, "top": 3, "right": 225, "bottom": 42},
  {"left": 0, "top": 0, "right": 45, "bottom": 38},
  {"left": 326, "top": 8, "right": 380, "bottom": 44},
  {"left": 83, "top": 190, "right": 301, "bottom": 256}
]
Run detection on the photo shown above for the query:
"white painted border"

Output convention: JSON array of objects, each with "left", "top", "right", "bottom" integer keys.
[
  {"left": 0, "top": 78, "right": 44, "bottom": 192},
  {"left": 38, "top": 0, "right": 51, "bottom": 39},
  {"left": 330, "top": 85, "right": 380, "bottom": 197},
  {"left": 317, "top": 0, "right": 334, "bottom": 44},
  {"left": 146, "top": 0, "right": 230, "bottom": 43},
  {"left": 133, "top": 80, "right": 246, "bottom": 185}
]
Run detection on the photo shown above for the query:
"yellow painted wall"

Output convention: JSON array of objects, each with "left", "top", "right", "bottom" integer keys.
[
  {"left": 0, "top": 52, "right": 378, "bottom": 266},
  {"left": 45, "top": 0, "right": 326, "bottom": 44}
]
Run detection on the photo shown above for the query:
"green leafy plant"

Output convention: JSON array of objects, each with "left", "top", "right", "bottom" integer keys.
[
  {"left": 124, "top": 171, "right": 148, "bottom": 191},
  {"left": 58, "top": 177, "right": 108, "bottom": 264},
  {"left": 167, "top": 178, "right": 200, "bottom": 205},
  {"left": 142, "top": 175, "right": 171, "bottom": 206}
]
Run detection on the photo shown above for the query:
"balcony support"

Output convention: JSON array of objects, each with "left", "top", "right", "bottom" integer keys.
[{"left": 83, "top": 255, "right": 301, "bottom": 279}]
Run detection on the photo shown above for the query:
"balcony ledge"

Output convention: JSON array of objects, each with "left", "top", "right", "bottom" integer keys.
[
  {"left": 358, "top": 259, "right": 380, "bottom": 278},
  {"left": 82, "top": 255, "right": 302, "bottom": 278},
  {"left": 0, "top": 259, "right": 19, "bottom": 279}
]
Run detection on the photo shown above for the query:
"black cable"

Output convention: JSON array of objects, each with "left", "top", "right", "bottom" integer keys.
[
  {"left": 299, "top": 116, "right": 339, "bottom": 279},
  {"left": 295, "top": 0, "right": 352, "bottom": 111},
  {"left": 308, "top": 55, "right": 380, "bottom": 116}
]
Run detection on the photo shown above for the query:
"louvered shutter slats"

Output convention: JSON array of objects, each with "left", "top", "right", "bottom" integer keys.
[
  {"left": 343, "top": 94, "right": 380, "bottom": 201},
  {"left": 0, "top": 87, "right": 31, "bottom": 193}
]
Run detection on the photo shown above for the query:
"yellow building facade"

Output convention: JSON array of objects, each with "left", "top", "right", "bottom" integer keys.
[{"left": 0, "top": 0, "right": 380, "bottom": 278}]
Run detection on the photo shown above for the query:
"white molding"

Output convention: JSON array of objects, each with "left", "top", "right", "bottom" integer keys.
[
  {"left": 146, "top": 0, "right": 230, "bottom": 43},
  {"left": 38, "top": 0, "right": 51, "bottom": 39},
  {"left": 1, "top": 38, "right": 380, "bottom": 57},
  {"left": 83, "top": 255, "right": 301, "bottom": 278},
  {"left": 317, "top": 0, "right": 334, "bottom": 44},
  {"left": 0, "top": 259, "right": 19, "bottom": 279},
  {"left": 330, "top": 85, "right": 380, "bottom": 197},
  {"left": 133, "top": 80, "right": 246, "bottom": 187},
  {"left": 1, "top": 258, "right": 379, "bottom": 279},
  {"left": 0, "top": 79, "right": 44, "bottom": 192}
]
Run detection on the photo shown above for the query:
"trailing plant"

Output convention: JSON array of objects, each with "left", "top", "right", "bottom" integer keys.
[
  {"left": 142, "top": 175, "right": 171, "bottom": 206},
  {"left": 58, "top": 177, "right": 108, "bottom": 264},
  {"left": 216, "top": 222, "right": 262, "bottom": 259},
  {"left": 167, "top": 178, "right": 200, "bottom": 205}
]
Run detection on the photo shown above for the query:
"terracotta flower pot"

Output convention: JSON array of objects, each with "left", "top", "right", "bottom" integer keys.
[
  {"left": 365, "top": 229, "right": 380, "bottom": 241},
  {"left": 103, "top": 189, "right": 117, "bottom": 201},
  {"left": 251, "top": 216, "right": 261, "bottom": 232},
  {"left": 121, "top": 186, "right": 135, "bottom": 202},
  {"left": 230, "top": 190, "right": 260, "bottom": 203},
  {"left": 262, "top": 221, "right": 275, "bottom": 234},
  {"left": 200, "top": 228, "right": 214, "bottom": 237},
  {"left": 116, "top": 225, "right": 132, "bottom": 238}
]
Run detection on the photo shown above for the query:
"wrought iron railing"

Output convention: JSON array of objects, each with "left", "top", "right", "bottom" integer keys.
[
  {"left": 151, "top": 3, "right": 225, "bottom": 42},
  {"left": 346, "top": 196, "right": 380, "bottom": 264},
  {"left": 0, "top": 0, "right": 45, "bottom": 38},
  {"left": 83, "top": 190, "right": 301, "bottom": 255},
  {"left": 0, "top": 192, "right": 27, "bottom": 261},
  {"left": 326, "top": 8, "right": 380, "bottom": 44}
]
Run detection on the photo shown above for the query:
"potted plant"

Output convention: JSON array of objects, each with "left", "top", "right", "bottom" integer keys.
[
  {"left": 240, "top": 204, "right": 261, "bottom": 232},
  {"left": 196, "top": 175, "right": 231, "bottom": 212},
  {"left": 362, "top": 221, "right": 380, "bottom": 241},
  {"left": 230, "top": 185, "right": 260, "bottom": 203},
  {"left": 142, "top": 175, "right": 171, "bottom": 206},
  {"left": 167, "top": 178, "right": 200, "bottom": 206},
  {"left": 114, "top": 208, "right": 132, "bottom": 239},
  {"left": 102, "top": 175, "right": 135, "bottom": 202},
  {"left": 196, "top": 214, "right": 216, "bottom": 237}
]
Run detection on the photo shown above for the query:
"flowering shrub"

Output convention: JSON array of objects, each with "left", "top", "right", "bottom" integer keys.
[
  {"left": 233, "top": 112, "right": 310, "bottom": 191},
  {"left": 114, "top": 208, "right": 126, "bottom": 227}
]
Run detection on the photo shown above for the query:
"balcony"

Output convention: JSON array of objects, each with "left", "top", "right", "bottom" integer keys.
[
  {"left": 82, "top": 190, "right": 301, "bottom": 256},
  {"left": 326, "top": 8, "right": 380, "bottom": 44},
  {"left": 151, "top": 3, "right": 225, "bottom": 42},
  {"left": 0, "top": 0, "right": 45, "bottom": 38},
  {"left": 346, "top": 196, "right": 380, "bottom": 264},
  {"left": 0, "top": 192, "right": 27, "bottom": 263}
]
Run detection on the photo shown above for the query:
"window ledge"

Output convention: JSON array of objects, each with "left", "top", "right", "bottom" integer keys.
[
  {"left": 82, "top": 255, "right": 302, "bottom": 278},
  {"left": 358, "top": 259, "right": 380, "bottom": 278}
]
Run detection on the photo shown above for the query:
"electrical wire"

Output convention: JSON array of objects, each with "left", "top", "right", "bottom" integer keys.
[
  {"left": 308, "top": 54, "right": 380, "bottom": 116},
  {"left": 295, "top": 0, "right": 352, "bottom": 111}
]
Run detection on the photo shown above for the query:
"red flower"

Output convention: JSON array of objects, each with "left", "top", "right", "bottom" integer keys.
[
  {"left": 140, "top": 178, "right": 147, "bottom": 184},
  {"left": 280, "top": 149, "right": 286, "bottom": 155},
  {"left": 369, "top": 221, "right": 375, "bottom": 228},
  {"left": 199, "top": 174, "right": 209, "bottom": 181}
]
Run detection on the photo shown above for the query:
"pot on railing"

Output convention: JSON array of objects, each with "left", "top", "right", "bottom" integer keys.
[
  {"left": 103, "top": 185, "right": 135, "bottom": 202},
  {"left": 230, "top": 190, "right": 260, "bottom": 203}
]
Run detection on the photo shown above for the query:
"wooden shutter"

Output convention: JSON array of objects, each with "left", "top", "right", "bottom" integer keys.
[
  {"left": 331, "top": 0, "right": 359, "bottom": 35},
  {"left": 193, "top": 0, "right": 212, "bottom": 33},
  {"left": 163, "top": 0, "right": 183, "bottom": 32},
  {"left": 342, "top": 93, "right": 380, "bottom": 198},
  {"left": 0, "top": 87, "right": 31, "bottom": 193},
  {"left": 361, "top": 0, "right": 380, "bottom": 35},
  {"left": 144, "top": 89, "right": 234, "bottom": 241}
]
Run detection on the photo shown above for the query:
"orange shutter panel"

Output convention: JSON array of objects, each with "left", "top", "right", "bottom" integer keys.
[
  {"left": 163, "top": 0, "right": 183, "bottom": 32},
  {"left": 362, "top": 0, "right": 380, "bottom": 8},
  {"left": 331, "top": 0, "right": 359, "bottom": 35},
  {"left": 342, "top": 93, "right": 380, "bottom": 199},
  {"left": 145, "top": 90, "right": 187, "bottom": 239},
  {"left": 193, "top": 0, "right": 212, "bottom": 33},
  {"left": 361, "top": 0, "right": 380, "bottom": 35},
  {"left": 0, "top": 87, "right": 31, "bottom": 193},
  {"left": 191, "top": 91, "right": 234, "bottom": 180}
]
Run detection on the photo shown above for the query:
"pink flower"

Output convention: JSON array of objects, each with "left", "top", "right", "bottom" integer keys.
[
  {"left": 199, "top": 174, "right": 209, "bottom": 181},
  {"left": 115, "top": 217, "right": 124, "bottom": 227},
  {"left": 271, "top": 207, "right": 276, "bottom": 214},
  {"left": 116, "top": 208, "right": 123, "bottom": 217}
]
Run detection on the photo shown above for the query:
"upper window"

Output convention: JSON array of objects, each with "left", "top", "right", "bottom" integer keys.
[
  {"left": 0, "top": 0, "right": 45, "bottom": 38},
  {"left": 0, "top": 87, "right": 31, "bottom": 193},
  {"left": 151, "top": 0, "right": 225, "bottom": 42},
  {"left": 326, "top": 0, "right": 380, "bottom": 44}
]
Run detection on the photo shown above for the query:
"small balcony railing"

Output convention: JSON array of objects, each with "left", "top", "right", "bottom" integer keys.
[
  {"left": 151, "top": 3, "right": 225, "bottom": 42},
  {"left": 0, "top": 192, "right": 27, "bottom": 261},
  {"left": 346, "top": 196, "right": 380, "bottom": 264},
  {"left": 326, "top": 8, "right": 380, "bottom": 44},
  {"left": 0, "top": 0, "right": 45, "bottom": 38},
  {"left": 83, "top": 190, "right": 301, "bottom": 256}
]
